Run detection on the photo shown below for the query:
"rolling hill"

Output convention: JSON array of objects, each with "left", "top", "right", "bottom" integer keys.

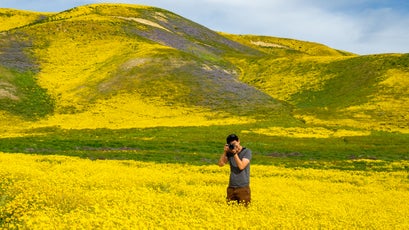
[{"left": 0, "top": 3, "right": 408, "bottom": 135}]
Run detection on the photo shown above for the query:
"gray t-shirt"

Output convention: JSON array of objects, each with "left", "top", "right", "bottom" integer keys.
[{"left": 228, "top": 148, "right": 252, "bottom": 187}]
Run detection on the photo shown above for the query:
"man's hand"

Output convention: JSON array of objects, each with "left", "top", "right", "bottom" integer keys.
[{"left": 224, "top": 144, "right": 230, "bottom": 153}]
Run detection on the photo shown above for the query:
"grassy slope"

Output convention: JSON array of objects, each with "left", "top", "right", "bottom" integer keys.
[
  {"left": 220, "top": 33, "right": 355, "bottom": 56},
  {"left": 0, "top": 4, "right": 407, "bottom": 165},
  {"left": 224, "top": 34, "right": 409, "bottom": 133}
]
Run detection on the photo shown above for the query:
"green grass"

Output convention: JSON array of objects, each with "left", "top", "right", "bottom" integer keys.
[{"left": 0, "top": 124, "right": 407, "bottom": 171}]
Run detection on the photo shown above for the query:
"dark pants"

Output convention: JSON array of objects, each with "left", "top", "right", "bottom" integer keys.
[{"left": 226, "top": 186, "right": 251, "bottom": 206}]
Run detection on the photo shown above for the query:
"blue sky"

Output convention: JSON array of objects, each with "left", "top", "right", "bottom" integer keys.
[{"left": 1, "top": 0, "right": 409, "bottom": 55}]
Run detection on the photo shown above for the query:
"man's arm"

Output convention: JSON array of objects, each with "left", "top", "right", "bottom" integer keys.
[
  {"left": 218, "top": 152, "right": 228, "bottom": 166},
  {"left": 233, "top": 154, "right": 250, "bottom": 170},
  {"left": 218, "top": 145, "right": 230, "bottom": 166}
]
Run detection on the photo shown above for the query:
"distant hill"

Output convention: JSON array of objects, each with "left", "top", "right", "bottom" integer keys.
[
  {"left": 0, "top": 8, "right": 51, "bottom": 32},
  {"left": 0, "top": 3, "right": 407, "bottom": 133}
]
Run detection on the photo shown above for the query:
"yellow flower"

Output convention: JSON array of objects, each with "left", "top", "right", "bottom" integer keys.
[{"left": 1, "top": 152, "right": 408, "bottom": 229}]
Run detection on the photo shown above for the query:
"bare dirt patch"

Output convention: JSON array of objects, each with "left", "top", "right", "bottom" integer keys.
[
  {"left": 0, "top": 81, "right": 19, "bottom": 100},
  {"left": 251, "top": 41, "right": 289, "bottom": 49},
  {"left": 114, "top": 16, "right": 171, "bottom": 32}
]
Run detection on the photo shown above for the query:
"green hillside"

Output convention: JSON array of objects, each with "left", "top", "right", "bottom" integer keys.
[
  {"left": 222, "top": 34, "right": 408, "bottom": 133},
  {"left": 225, "top": 41, "right": 409, "bottom": 133},
  {"left": 0, "top": 4, "right": 407, "bottom": 164}
]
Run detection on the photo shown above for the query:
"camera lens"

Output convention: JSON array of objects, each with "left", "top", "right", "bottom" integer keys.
[{"left": 228, "top": 144, "right": 235, "bottom": 150}]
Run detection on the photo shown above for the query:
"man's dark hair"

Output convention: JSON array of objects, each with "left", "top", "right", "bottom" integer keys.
[{"left": 226, "top": 134, "right": 239, "bottom": 144}]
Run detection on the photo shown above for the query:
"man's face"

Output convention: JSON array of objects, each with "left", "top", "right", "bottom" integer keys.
[{"left": 229, "top": 140, "right": 240, "bottom": 154}]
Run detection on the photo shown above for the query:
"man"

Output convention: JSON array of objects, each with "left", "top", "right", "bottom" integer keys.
[{"left": 218, "top": 134, "right": 252, "bottom": 206}]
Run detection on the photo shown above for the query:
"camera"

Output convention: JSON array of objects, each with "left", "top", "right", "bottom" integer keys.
[{"left": 228, "top": 143, "right": 235, "bottom": 150}]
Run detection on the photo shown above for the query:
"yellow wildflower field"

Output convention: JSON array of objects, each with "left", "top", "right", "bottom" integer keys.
[{"left": 1, "top": 152, "right": 408, "bottom": 229}]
